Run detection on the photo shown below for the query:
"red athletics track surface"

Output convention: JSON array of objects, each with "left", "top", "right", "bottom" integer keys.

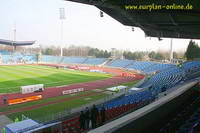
[
  {"left": 39, "top": 63, "right": 139, "bottom": 76},
  {"left": 0, "top": 64, "right": 144, "bottom": 107},
  {"left": 0, "top": 91, "right": 106, "bottom": 115}
]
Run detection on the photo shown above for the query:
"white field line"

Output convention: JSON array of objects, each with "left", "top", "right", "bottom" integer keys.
[{"left": 0, "top": 77, "right": 109, "bottom": 91}]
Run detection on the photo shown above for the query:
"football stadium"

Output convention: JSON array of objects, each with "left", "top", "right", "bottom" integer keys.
[{"left": 0, "top": 0, "right": 200, "bottom": 133}]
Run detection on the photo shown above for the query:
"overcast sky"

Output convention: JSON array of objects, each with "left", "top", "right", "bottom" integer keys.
[{"left": 0, "top": 0, "right": 200, "bottom": 52}]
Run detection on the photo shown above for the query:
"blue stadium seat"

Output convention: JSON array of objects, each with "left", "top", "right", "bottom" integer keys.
[
  {"left": 84, "top": 58, "right": 107, "bottom": 65},
  {"left": 41, "top": 55, "right": 62, "bottom": 63},
  {"left": 61, "top": 56, "right": 86, "bottom": 64},
  {"left": 126, "top": 61, "right": 156, "bottom": 71},
  {"left": 2, "top": 53, "right": 37, "bottom": 64},
  {"left": 108, "top": 59, "right": 134, "bottom": 68},
  {"left": 99, "top": 90, "right": 154, "bottom": 110}
]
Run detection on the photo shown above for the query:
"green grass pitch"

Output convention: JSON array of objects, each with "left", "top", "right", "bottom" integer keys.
[
  {"left": 0, "top": 65, "right": 111, "bottom": 93},
  {"left": 6, "top": 90, "right": 108, "bottom": 122},
  {"left": 0, "top": 65, "right": 139, "bottom": 122},
  {"left": 2, "top": 81, "right": 139, "bottom": 122}
]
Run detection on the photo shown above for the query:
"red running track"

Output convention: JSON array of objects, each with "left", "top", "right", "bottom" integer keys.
[
  {"left": 0, "top": 91, "right": 104, "bottom": 115},
  {"left": 0, "top": 75, "right": 143, "bottom": 107}
]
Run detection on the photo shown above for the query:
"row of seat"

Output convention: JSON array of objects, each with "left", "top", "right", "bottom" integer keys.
[
  {"left": 0, "top": 53, "right": 106, "bottom": 65},
  {"left": 0, "top": 52, "right": 177, "bottom": 74},
  {"left": 99, "top": 90, "right": 154, "bottom": 110},
  {"left": 40, "top": 55, "right": 61, "bottom": 63},
  {"left": 182, "top": 61, "right": 200, "bottom": 80},
  {"left": 140, "top": 66, "right": 185, "bottom": 92},
  {"left": 157, "top": 95, "right": 200, "bottom": 133},
  {"left": 52, "top": 60, "right": 200, "bottom": 133},
  {"left": 126, "top": 61, "right": 156, "bottom": 71},
  {"left": 84, "top": 58, "right": 107, "bottom": 65},
  {"left": 108, "top": 59, "right": 134, "bottom": 68},
  {"left": 41, "top": 55, "right": 106, "bottom": 65},
  {"left": 143, "top": 63, "right": 175, "bottom": 73},
  {"left": 176, "top": 103, "right": 200, "bottom": 133},
  {"left": 1, "top": 54, "right": 37, "bottom": 64},
  {"left": 62, "top": 99, "right": 151, "bottom": 133},
  {"left": 60, "top": 61, "right": 200, "bottom": 133},
  {"left": 0, "top": 50, "right": 11, "bottom": 55},
  {"left": 108, "top": 59, "right": 173, "bottom": 73}
]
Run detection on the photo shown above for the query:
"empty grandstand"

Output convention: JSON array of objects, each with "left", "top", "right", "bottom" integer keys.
[
  {"left": 1, "top": 0, "right": 200, "bottom": 132},
  {"left": 0, "top": 49, "right": 200, "bottom": 133}
]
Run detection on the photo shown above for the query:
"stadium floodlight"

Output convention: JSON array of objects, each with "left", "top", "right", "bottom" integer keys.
[
  {"left": 12, "top": 22, "right": 17, "bottom": 51},
  {"left": 13, "top": 23, "right": 16, "bottom": 42},
  {"left": 59, "top": 8, "right": 66, "bottom": 56},
  {"left": 170, "top": 38, "right": 173, "bottom": 62},
  {"left": 59, "top": 8, "right": 66, "bottom": 20}
]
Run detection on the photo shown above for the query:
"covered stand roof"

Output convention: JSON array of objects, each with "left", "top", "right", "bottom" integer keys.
[
  {"left": 65, "top": 0, "right": 200, "bottom": 39},
  {"left": 0, "top": 39, "right": 35, "bottom": 46}
]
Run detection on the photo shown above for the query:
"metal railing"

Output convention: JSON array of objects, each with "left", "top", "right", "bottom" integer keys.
[{"left": 31, "top": 92, "right": 125, "bottom": 123}]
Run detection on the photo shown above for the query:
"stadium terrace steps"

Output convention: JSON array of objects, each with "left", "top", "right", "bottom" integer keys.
[
  {"left": 142, "top": 63, "right": 175, "bottom": 73},
  {"left": 139, "top": 61, "right": 200, "bottom": 94},
  {"left": 141, "top": 63, "right": 157, "bottom": 71},
  {"left": 1, "top": 54, "right": 37, "bottom": 64},
  {"left": 41, "top": 55, "right": 62, "bottom": 64},
  {"left": 99, "top": 58, "right": 113, "bottom": 66},
  {"left": 158, "top": 95, "right": 200, "bottom": 133},
  {"left": 0, "top": 52, "right": 178, "bottom": 74},
  {"left": 107, "top": 59, "right": 175, "bottom": 74},
  {"left": 139, "top": 66, "right": 185, "bottom": 91},
  {"left": 83, "top": 58, "right": 107, "bottom": 65},
  {"left": 58, "top": 57, "right": 65, "bottom": 64},
  {"left": 82, "top": 57, "right": 88, "bottom": 64},
  {"left": 88, "top": 80, "right": 198, "bottom": 133},
  {"left": 108, "top": 59, "right": 134, "bottom": 68},
  {"left": 126, "top": 61, "right": 156, "bottom": 71},
  {"left": 99, "top": 89, "right": 154, "bottom": 110},
  {"left": 123, "top": 61, "right": 135, "bottom": 68},
  {"left": 63, "top": 78, "right": 199, "bottom": 133},
  {"left": 62, "top": 56, "right": 86, "bottom": 64}
]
